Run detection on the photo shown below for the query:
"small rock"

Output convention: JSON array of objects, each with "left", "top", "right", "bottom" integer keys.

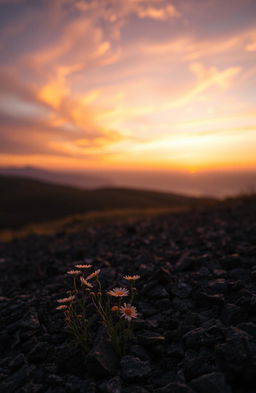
[
  {"left": 27, "top": 342, "right": 49, "bottom": 363},
  {"left": 156, "top": 382, "right": 195, "bottom": 393},
  {"left": 172, "top": 282, "right": 192, "bottom": 299},
  {"left": 213, "top": 269, "right": 227, "bottom": 277},
  {"left": 183, "top": 328, "right": 214, "bottom": 349},
  {"left": 99, "top": 376, "right": 122, "bottom": 393},
  {"left": 195, "top": 292, "right": 224, "bottom": 306},
  {"left": 221, "top": 303, "right": 244, "bottom": 325},
  {"left": 120, "top": 356, "right": 151, "bottom": 381},
  {"left": 147, "top": 286, "right": 169, "bottom": 299},
  {"left": 9, "top": 353, "right": 26, "bottom": 371},
  {"left": 1, "top": 365, "right": 33, "bottom": 393},
  {"left": 191, "top": 372, "right": 232, "bottom": 393},
  {"left": 174, "top": 255, "right": 194, "bottom": 272},
  {"left": 220, "top": 254, "right": 241, "bottom": 270},
  {"left": 137, "top": 330, "right": 165, "bottom": 347},
  {"left": 183, "top": 350, "right": 216, "bottom": 380},
  {"left": 130, "top": 344, "right": 150, "bottom": 361},
  {"left": 229, "top": 268, "right": 248, "bottom": 280},
  {"left": 152, "top": 267, "right": 172, "bottom": 284},
  {"left": 208, "top": 279, "right": 227, "bottom": 293},
  {"left": 215, "top": 327, "right": 253, "bottom": 380},
  {"left": 86, "top": 334, "right": 119, "bottom": 378},
  {"left": 22, "top": 312, "right": 40, "bottom": 331},
  {"left": 197, "top": 267, "right": 211, "bottom": 278},
  {"left": 56, "top": 345, "right": 86, "bottom": 375},
  {"left": 166, "top": 343, "right": 184, "bottom": 361},
  {"left": 122, "top": 386, "right": 150, "bottom": 393}
]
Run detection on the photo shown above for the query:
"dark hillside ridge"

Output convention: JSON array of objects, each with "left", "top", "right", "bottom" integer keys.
[
  {"left": 0, "top": 165, "right": 111, "bottom": 189},
  {"left": 0, "top": 175, "right": 213, "bottom": 229}
]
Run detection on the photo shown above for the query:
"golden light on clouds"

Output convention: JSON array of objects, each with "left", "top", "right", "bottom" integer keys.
[{"left": 0, "top": 0, "right": 255, "bottom": 172}]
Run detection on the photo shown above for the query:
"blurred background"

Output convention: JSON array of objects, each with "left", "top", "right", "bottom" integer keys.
[{"left": 0, "top": 0, "right": 255, "bottom": 231}]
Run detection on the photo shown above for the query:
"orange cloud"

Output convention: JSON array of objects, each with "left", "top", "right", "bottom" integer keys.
[
  {"left": 136, "top": 4, "right": 179, "bottom": 19},
  {"left": 0, "top": 0, "right": 255, "bottom": 173}
]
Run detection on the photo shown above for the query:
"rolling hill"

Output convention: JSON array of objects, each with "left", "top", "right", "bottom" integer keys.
[{"left": 0, "top": 175, "right": 213, "bottom": 230}]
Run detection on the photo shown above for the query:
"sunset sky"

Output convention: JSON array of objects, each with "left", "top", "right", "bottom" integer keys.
[{"left": 0, "top": 0, "right": 256, "bottom": 173}]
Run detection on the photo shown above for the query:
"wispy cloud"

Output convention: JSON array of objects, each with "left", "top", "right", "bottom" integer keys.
[{"left": 0, "top": 0, "right": 255, "bottom": 171}]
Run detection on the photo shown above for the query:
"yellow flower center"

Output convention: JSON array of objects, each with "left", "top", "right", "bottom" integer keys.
[{"left": 124, "top": 308, "right": 132, "bottom": 316}]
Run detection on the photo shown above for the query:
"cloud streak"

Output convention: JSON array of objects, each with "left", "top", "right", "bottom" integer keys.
[{"left": 0, "top": 0, "right": 255, "bottom": 171}]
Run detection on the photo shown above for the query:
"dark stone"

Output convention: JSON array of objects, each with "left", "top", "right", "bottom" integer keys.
[
  {"left": 172, "top": 298, "right": 193, "bottom": 312},
  {"left": 56, "top": 345, "right": 86, "bottom": 375},
  {"left": 183, "top": 328, "right": 214, "bottom": 349},
  {"left": 195, "top": 292, "right": 224, "bottom": 306},
  {"left": 99, "top": 376, "right": 122, "bottom": 393},
  {"left": 20, "top": 336, "right": 38, "bottom": 353},
  {"left": 22, "top": 312, "right": 40, "bottom": 331},
  {"left": 183, "top": 350, "right": 216, "bottom": 380},
  {"left": 45, "top": 388, "right": 66, "bottom": 393},
  {"left": 191, "top": 372, "right": 232, "bottom": 393},
  {"left": 220, "top": 254, "right": 242, "bottom": 270},
  {"left": 171, "top": 282, "right": 192, "bottom": 299},
  {"left": 8, "top": 353, "right": 26, "bottom": 371},
  {"left": 155, "top": 298, "right": 172, "bottom": 310},
  {"left": 137, "top": 330, "right": 166, "bottom": 347},
  {"left": 166, "top": 343, "right": 184, "bottom": 361},
  {"left": 237, "top": 322, "right": 256, "bottom": 338},
  {"left": 153, "top": 371, "right": 177, "bottom": 387},
  {"left": 213, "top": 269, "right": 227, "bottom": 278},
  {"left": 147, "top": 285, "right": 169, "bottom": 299},
  {"left": 221, "top": 303, "right": 244, "bottom": 325},
  {"left": 86, "top": 334, "right": 119, "bottom": 378},
  {"left": 27, "top": 342, "right": 49, "bottom": 363},
  {"left": 230, "top": 268, "right": 248, "bottom": 281},
  {"left": 208, "top": 279, "right": 227, "bottom": 293},
  {"left": 130, "top": 344, "right": 150, "bottom": 361},
  {"left": 122, "top": 386, "right": 150, "bottom": 393},
  {"left": 139, "top": 302, "right": 158, "bottom": 317},
  {"left": 153, "top": 267, "right": 172, "bottom": 284},
  {"left": 1, "top": 365, "right": 33, "bottom": 393},
  {"left": 156, "top": 382, "right": 195, "bottom": 393},
  {"left": 0, "top": 332, "right": 11, "bottom": 351},
  {"left": 46, "top": 374, "right": 63, "bottom": 386},
  {"left": 120, "top": 356, "right": 151, "bottom": 381},
  {"left": 197, "top": 267, "right": 211, "bottom": 278},
  {"left": 215, "top": 327, "right": 255, "bottom": 381},
  {"left": 64, "top": 376, "right": 91, "bottom": 393},
  {"left": 174, "top": 255, "right": 194, "bottom": 272}
]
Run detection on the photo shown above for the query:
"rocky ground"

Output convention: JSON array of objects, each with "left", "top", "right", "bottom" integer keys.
[{"left": 1, "top": 197, "right": 256, "bottom": 393}]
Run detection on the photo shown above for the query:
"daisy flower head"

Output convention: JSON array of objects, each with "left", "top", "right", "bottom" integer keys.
[
  {"left": 75, "top": 264, "right": 92, "bottom": 269},
  {"left": 107, "top": 287, "right": 129, "bottom": 297},
  {"left": 67, "top": 270, "right": 82, "bottom": 276},
  {"left": 80, "top": 276, "right": 93, "bottom": 288},
  {"left": 56, "top": 305, "right": 68, "bottom": 310},
  {"left": 120, "top": 303, "right": 138, "bottom": 321},
  {"left": 123, "top": 275, "right": 140, "bottom": 281},
  {"left": 57, "top": 295, "right": 75, "bottom": 303},
  {"left": 86, "top": 269, "right": 101, "bottom": 280},
  {"left": 111, "top": 305, "right": 119, "bottom": 311}
]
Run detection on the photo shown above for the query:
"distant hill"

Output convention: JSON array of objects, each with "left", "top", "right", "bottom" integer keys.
[
  {"left": 1, "top": 166, "right": 256, "bottom": 197},
  {"left": 0, "top": 166, "right": 112, "bottom": 189},
  {"left": 0, "top": 175, "right": 212, "bottom": 230}
]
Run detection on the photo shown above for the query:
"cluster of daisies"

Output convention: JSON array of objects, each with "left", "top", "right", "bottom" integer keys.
[
  {"left": 56, "top": 263, "right": 141, "bottom": 354},
  {"left": 56, "top": 264, "right": 140, "bottom": 323}
]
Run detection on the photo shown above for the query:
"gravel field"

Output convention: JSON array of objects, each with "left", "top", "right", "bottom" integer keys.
[{"left": 1, "top": 198, "right": 256, "bottom": 393}]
